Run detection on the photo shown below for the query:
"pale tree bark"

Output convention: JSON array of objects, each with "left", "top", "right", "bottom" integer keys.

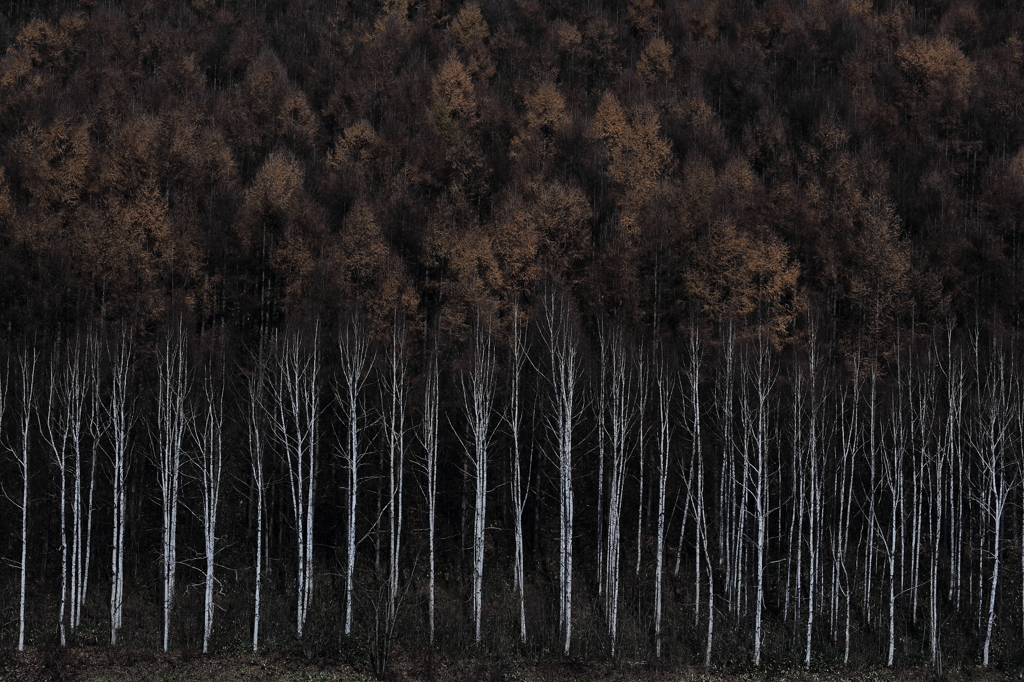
[
  {"left": 542, "top": 286, "right": 581, "bottom": 656},
  {"left": 247, "top": 339, "right": 268, "bottom": 653},
  {"left": 679, "top": 325, "right": 714, "bottom": 669},
  {"left": 803, "top": 328, "right": 821, "bottom": 668},
  {"left": 595, "top": 319, "right": 606, "bottom": 596},
  {"left": 155, "top": 324, "right": 191, "bottom": 652},
  {"left": 420, "top": 333, "right": 439, "bottom": 646},
  {"left": 270, "top": 324, "right": 321, "bottom": 637},
  {"left": 881, "top": 350, "right": 908, "bottom": 668},
  {"left": 43, "top": 345, "right": 69, "bottom": 648},
  {"left": 741, "top": 329, "right": 775, "bottom": 667},
  {"left": 937, "top": 333, "right": 962, "bottom": 663},
  {"left": 652, "top": 343, "right": 674, "bottom": 659},
  {"left": 15, "top": 346, "right": 37, "bottom": 652},
  {"left": 972, "top": 336, "right": 1014, "bottom": 667},
  {"left": 382, "top": 313, "right": 407, "bottom": 637},
  {"left": 507, "top": 308, "right": 529, "bottom": 644},
  {"left": 634, "top": 344, "right": 649, "bottom": 579},
  {"left": 837, "top": 352, "right": 861, "bottom": 665},
  {"left": 337, "top": 314, "right": 370, "bottom": 637},
  {"left": 604, "top": 323, "right": 635, "bottom": 658},
  {"left": 462, "top": 314, "right": 495, "bottom": 644},
  {"left": 195, "top": 355, "right": 225, "bottom": 654},
  {"left": 81, "top": 330, "right": 103, "bottom": 632},
  {"left": 108, "top": 325, "right": 134, "bottom": 646}
]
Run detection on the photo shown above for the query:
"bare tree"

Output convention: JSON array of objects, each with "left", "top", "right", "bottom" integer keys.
[
  {"left": 541, "top": 286, "right": 581, "bottom": 656},
  {"left": 652, "top": 343, "right": 675, "bottom": 659},
  {"left": 507, "top": 306, "right": 530, "bottom": 644},
  {"left": 194, "top": 351, "right": 225, "bottom": 654},
  {"left": 14, "top": 345, "right": 36, "bottom": 651},
  {"left": 155, "top": 323, "right": 191, "bottom": 651},
  {"left": 108, "top": 324, "right": 134, "bottom": 646},
  {"left": 741, "top": 329, "right": 775, "bottom": 666},
  {"left": 382, "top": 313, "right": 407, "bottom": 638},
  {"left": 246, "top": 338, "right": 268, "bottom": 652},
  {"left": 270, "top": 324, "right": 321, "bottom": 637},
  {"left": 604, "top": 323, "right": 635, "bottom": 657},
  {"left": 337, "top": 314, "right": 370, "bottom": 636},
  {"left": 971, "top": 334, "right": 1014, "bottom": 667},
  {"left": 462, "top": 314, "right": 495, "bottom": 644},
  {"left": 420, "top": 332, "right": 439, "bottom": 646}
]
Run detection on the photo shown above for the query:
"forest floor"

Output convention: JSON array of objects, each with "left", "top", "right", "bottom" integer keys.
[{"left": 0, "top": 647, "right": 1016, "bottom": 682}]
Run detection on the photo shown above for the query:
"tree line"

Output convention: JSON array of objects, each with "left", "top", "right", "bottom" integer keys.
[
  {"left": 2, "top": 310, "right": 1024, "bottom": 675},
  {"left": 4, "top": 0, "right": 1024, "bottom": 673}
]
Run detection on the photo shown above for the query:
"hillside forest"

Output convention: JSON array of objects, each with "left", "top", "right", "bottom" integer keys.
[{"left": 4, "top": 0, "right": 1024, "bottom": 676}]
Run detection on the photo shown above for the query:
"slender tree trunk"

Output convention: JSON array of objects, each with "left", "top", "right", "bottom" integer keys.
[
  {"left": 195, "top": 354, "right": 224, "bottom": 654},
  {"left": 337, "top": 315, "right": 370, "bottom": 638},
  {"left": 271, "top": 324, "right": 321, "bottom": 638},
  {"left": 462, "top": 315, "right": 494, "bottom": 644},
  {"left": 156, "top": 325, "right": 190, "bottom": 652},
  {"left": 247, "top": 340, "right": 268, "bottom": 653},
  {"left": 16, "top": 347, "right": 37, "bottom": 652},
  {"left": 421, "top": 336, "right": 439, "bottom": 646},
  {"left": 542, "top": 287, "right": 580, "bottom": 657},
  {"left": 108, "top": 326, "right": 134, "bottom": 646},
  {"left": 653, "top": 344, "right": 674, "bottom": 658},
  {"left": 508, "top": 310, "right": 529, "bottom": 644}
]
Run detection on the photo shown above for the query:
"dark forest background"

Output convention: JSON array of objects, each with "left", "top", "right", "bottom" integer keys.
[{"left": 3, "top": 0, "right": 1024, "bottom": 675}]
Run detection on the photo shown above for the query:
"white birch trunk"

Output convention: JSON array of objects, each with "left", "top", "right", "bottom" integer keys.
[
  {"left": 194, "top": 360, "right": 224, "bottom": 654},
  {"left": 247, "top": 340, "right": 268, "bottom": 652},
  {"left": 463, "top": 315, "right": 494, "bottom": 644},
  {"left": 156, "top": 325, "right": 190, "bottom": 652},
  {"left": 653, "top": 344, "right": 674, "bottom": 659},
  {"left": 271, "top": 324, "right": 321, "bottom": 637},
  {"left": 508, "top": 310, "right": 529, "bottom": 644},
  {"left": 542, "top": 287, "right": 580, "bottom": 656},
  {"left": 108, "top": 326, "right": 134, "bottom": 646},
  {"left": 421, "top": 336, "right": 439, "bottom": 646},
  {"left": 16, "top": 347, "right": 37, "bottom": 652},
  {"left": 337, "top": 315, "right": 370, "bottom": 637},
  {"left": 604, "top": 324, "right": 634, "bottom": 658}
]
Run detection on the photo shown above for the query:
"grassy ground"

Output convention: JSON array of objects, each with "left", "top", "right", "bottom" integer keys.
[{"left": 0, "top": 648, "right": 1018, "bottom": 682}]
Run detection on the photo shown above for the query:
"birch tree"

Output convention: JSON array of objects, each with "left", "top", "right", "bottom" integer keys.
[
  {"left": 420, "top": 332, "right": 440, "bottom": 645},
  {"left": 972, "top": 336, "right": 1014, "bottom": 667},
  {"left": 741, "top": 329, "right": 775, "bottom": 666},
  {"left": 541, "top": 286, "right": 581, "bottom": 656},
  {"left": 604, "top": 323, "right": 635, "bottom": 657},
  {"left": 195, "top": 355, "right": 225, "bottom": 654},
  {"left": 337, "top": 314, "right": 370, "bottom": 636},
  {"left": 247, "top": 339, "right": 268, "bottom": 652},
  {"left": 507, "top": 307, "right": 529, "bottom": 644},
  {"left": 108, "top": 325, "right": 134, "bottom": 646},
  {"left": 14, "top": 345, "right": 36, "bottom": 651},
  {"left": 382, "top": 313, "right": 407, "bottom": 637},
  {"left": 155, "top": 325, "right": 191, "bottom": 651},
  {"left": 652, "top": 343, "right": 674, "bottom": 659},
  {"left": 462, "top": 314, "right": 495, "bottom": 644},
  {"left": 270, "top": 324, "right": 321, "bottom": 637}
]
